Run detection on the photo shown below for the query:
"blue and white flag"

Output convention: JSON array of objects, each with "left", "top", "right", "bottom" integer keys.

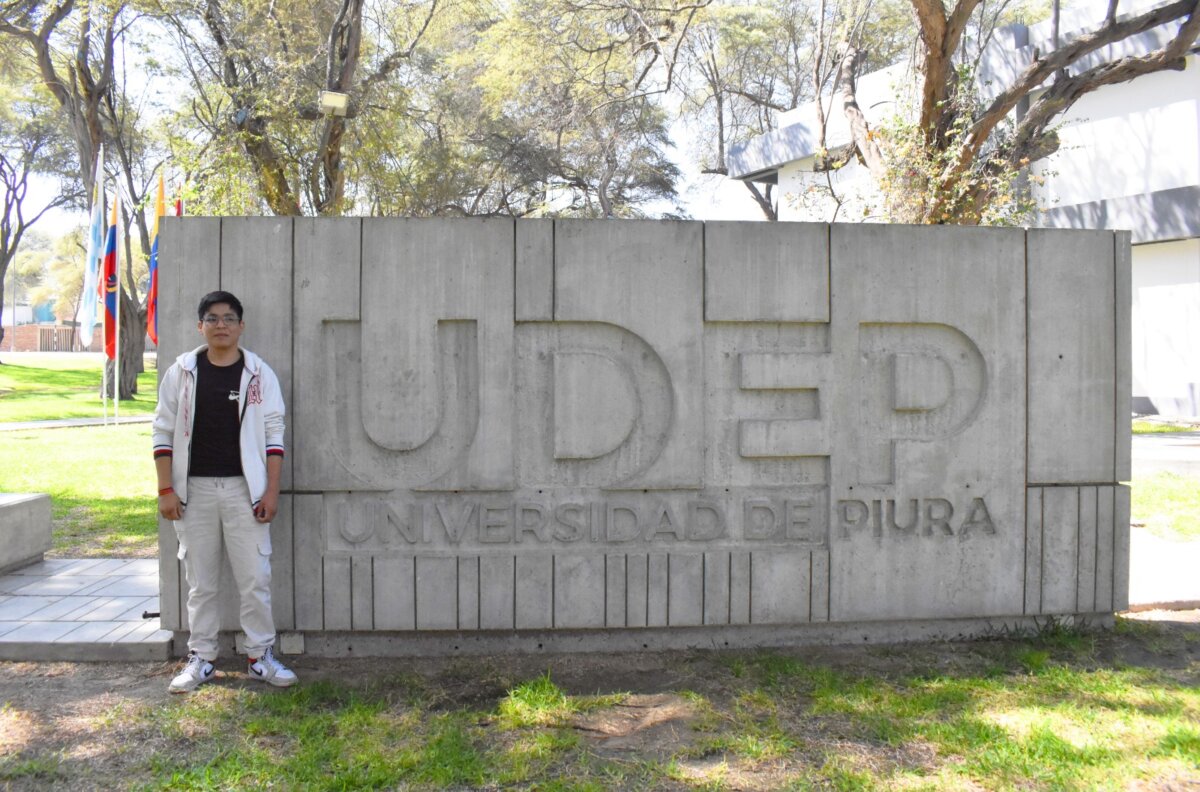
[{"left": 78, "top": 146, "right": 104, "bottom": 348}]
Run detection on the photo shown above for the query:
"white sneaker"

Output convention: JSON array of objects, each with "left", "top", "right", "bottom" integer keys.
[
  {"left": 247, "top": 646, "right": 297, "bottom": 687},
  {"left": 169, "top": 651, "right": 215, "bottom": 693}
]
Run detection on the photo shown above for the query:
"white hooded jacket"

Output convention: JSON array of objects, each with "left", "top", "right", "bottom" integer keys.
[{"left": 152, "top": 344, "right": 286, "bottom": 507}]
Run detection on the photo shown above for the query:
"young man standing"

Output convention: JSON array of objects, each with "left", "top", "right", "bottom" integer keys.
[{"left": 154, "top": 290, "right": 297, "bottom": 693}]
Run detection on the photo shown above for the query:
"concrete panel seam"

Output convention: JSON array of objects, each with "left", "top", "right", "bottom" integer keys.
[
  {"left": 1023, "top": 488, "right": 1029, "bottom": 615},
  {"left": 748, "top": 552, "right": 754, "bottom": 625},
  {"left": 1039, "top": 489, "right": 1045, "bottom": 613},
  {"left": 1024, "top": 229, "right": 1030, "bottom": 485},
  {"left": 1080, "top": 484, "right": 1089, "bottom": 614}
]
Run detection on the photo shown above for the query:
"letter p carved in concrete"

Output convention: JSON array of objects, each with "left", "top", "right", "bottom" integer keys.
[{"left": 855, "top": 323, "right": 987, "bottom": 485}]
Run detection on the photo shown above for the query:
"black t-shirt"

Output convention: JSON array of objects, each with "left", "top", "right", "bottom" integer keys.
[{"left": 189, "top": 350, "right": 245, "bottom": 477}]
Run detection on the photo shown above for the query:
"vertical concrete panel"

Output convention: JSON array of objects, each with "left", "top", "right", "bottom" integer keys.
[
  {"left": 292, "top": 218, "right": 360, "bottom": 490},
  {"left": 458, "top": 556, "right": 479, "bottom": 630},
  {"left": 516, "top": 219, "right": 553, "bottom": 321},
  {"left": 703, "top": 552, "right": 730, "bottom": 625},
  {"left": 647, "top": 553, "right": 669, "bottom": 627},
  {"left": 219, "top": 218, "right": 294, "bottom": 492},
  {"left": 351, "top": 557, "right": 373, "bottom": 630},
  {"left": 270, "top": 496, "right": 294, "bottom": 630},
  {"left": 553, "top": 555, "right": 605, "bottom": 628},
  {"left": 730, "top": 552, "right": 751, "bottom": 625},
  {"left": 554, "top": 220, "right": 703, "bottom": 488},
  {"left": 606, "top": 554, "right": 626, "bottom": 627},
  {"left": 1024, "top": 488, "right": 1043, "bottom": 615},
  {"left": 667, "top": 553, "right": 703, "bottom": 627},
  {"left": 1095, "top": 486, "right": 1115, "bottom": 611},
  {"left": 1077, "top": 488, "right": 1098, "bottom": 612},
  {"left": 479, "top": 556, "right": 514, "bottom": 630},
  {"left": 625, "top": 554, "right": 648, "bottom": 627},
  {"left": 361, "top": 218, "right": 515, "bottom": 491},
  {"left": 293, "top": 495, "right": 324, "bottom": 630},
  {"left": 1028, "top": 229, "right": 1116, "bottom": 483},
  {"left": 829, "top": 225, "right": 1027, "bottom": 620},
  {"left": 1041, "top": 487, "right": 1080, "bottom": 614},
  {"left": 750, "top": 551, "right": 810, "bottom": 624},
  {"left": 323, "top": 558, "right": 352, "bottom": 630},
  {"left": 1113, "top": 485, "right": 1131, "bottom": 611},
  {"left": 373, "top": 557, "right": 416, "bottom": 630},
  {"left": 704, "top": 222, "right": 829, "bottom": 322},
  {"left": 415, "top": 557, "right": 458, "bottom": 630},
  {"left": 1114, "top": 232, "right": 1132, "bottom": 482},
  {"left": 810, "top": 550, "right": 830, "bottom": 622},
  {"left": 157, "top": 217, "right": 221, "bottom": 632},
  {"left": 515, "top": 556, "right": 553, "bottom": 629}
]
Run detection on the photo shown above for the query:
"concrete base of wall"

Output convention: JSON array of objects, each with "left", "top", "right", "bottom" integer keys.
[
  {"left": 181, "top": 614, "right": 1117, "bottom": 658},
  {"left": 0, "top": 494, "right": 52, "bottom": 575}
]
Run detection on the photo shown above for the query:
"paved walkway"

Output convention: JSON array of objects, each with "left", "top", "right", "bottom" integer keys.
[
  {"left": 0, "top": 415, "right": 153, "bottom": 432},
  {"left": 1132, "top": 432, "right": 1200, "bottom": 477},
  {"left": 0, "top": 559, "right": 171, "bottom": 661}
]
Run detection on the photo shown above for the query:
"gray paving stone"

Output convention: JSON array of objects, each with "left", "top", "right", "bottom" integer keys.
[
  {"left": 0, "top": 595, "right": 61, "bottom": 621},
  {"left": 5, "top": 558, "right": 79, "bottom": 576},
  {"left": 77, "top": 597, "right": 150, "bottom": 621},
  {"left": 89, "top": 576, "right": 159, "bottom": 598},
  {"left": 26, "top": 596, "right": 106, "bottom": 621},
  {"left": 0, "top": 621, "right": 82, "bottom": 642},
  {"left": 0, "top": 577, "right": 28, "bottom": 594},
  {"left": 73, "top": 577, "right": 118, "bottom": 596},
  {"left": 72, "top": 559, "right": 137, "bottom": 576},
  {"left": 99, "top": 620, "right": 146, "bottom": 642},
  {"left": 114, "top": 596, "right": 159, "bottom": 621},
  {"left": 55, "top": 621, "right": 128, "bottom": 643},
  {"left": 11, "top": 576, "right": 100, "bottom": 596},
  {"left": 117, "top": 620, "right": 165, "bottom": 643}
]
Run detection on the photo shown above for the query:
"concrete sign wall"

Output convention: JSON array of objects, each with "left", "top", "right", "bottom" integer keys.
[{"left": 157, "top": 219, "right": 1131, "bottom": 653}]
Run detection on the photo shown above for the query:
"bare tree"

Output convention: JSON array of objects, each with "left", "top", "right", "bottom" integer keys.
[{"left": 828, "top": 0, "right": 1200, "bottom": 223}]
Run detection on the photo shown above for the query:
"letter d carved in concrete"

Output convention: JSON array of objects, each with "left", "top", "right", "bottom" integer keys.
[{"left": 516, "top": 323, "right": 674, "bottom": 488}]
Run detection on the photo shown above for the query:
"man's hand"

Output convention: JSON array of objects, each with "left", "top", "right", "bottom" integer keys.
[
  {"left": 254, "top": 490, "right": 279, "bottom": 524},
  {"left": 159, "top": 492, "right": 184, "bottom": 521}
]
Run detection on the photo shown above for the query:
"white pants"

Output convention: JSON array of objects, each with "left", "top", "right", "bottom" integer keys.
[{"left": 174, "top": 476, "right": 275, "bottom": 660}]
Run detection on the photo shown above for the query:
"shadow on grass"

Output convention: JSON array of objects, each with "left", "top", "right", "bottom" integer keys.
[{"left": 51, "top": 495, "right": 158, "bottom": 557}]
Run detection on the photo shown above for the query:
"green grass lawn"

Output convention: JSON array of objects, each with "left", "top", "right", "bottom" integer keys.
[
  {"left": 0, "top": 353, "right": 158, "bottom": 422},
  {"left": 1133, "top": 419, "right": 1200, "bottom": 434},
  {"left": 2, "top": 623, "right": 1197, "bottom": 790},
  {"left": 0, "top": 423, "right": 157, "bottom": 556},
  {"left": 1132, "top": 471, "right": 1200, "bottom": 541}
]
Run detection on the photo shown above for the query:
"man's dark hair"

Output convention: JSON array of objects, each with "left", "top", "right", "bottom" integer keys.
[{"left": 197, "top": 291, "right": 244, "bottom": 321}]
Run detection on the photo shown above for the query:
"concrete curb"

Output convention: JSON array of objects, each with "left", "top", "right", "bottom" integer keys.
[{"left": 0, "top": 637, "right": 172, "bottom": 662}]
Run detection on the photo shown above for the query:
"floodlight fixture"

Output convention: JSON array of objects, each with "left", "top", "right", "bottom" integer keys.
[{"left": 318, "top": 90, "right": 349, "bottom": 116}]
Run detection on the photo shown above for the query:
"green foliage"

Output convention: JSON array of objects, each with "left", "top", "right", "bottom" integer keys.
[{"left": 873, "top": 66, "right": 1042, "bottom": 225}]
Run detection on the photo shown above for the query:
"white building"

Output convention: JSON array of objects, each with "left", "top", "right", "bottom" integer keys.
[{"left": 729, "top": 0, "right": 1200, "bottom": 417}]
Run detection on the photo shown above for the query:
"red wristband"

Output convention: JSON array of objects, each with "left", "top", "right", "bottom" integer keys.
[{"left": 158, "top": 487, "right": 175, "bottom": 497}]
